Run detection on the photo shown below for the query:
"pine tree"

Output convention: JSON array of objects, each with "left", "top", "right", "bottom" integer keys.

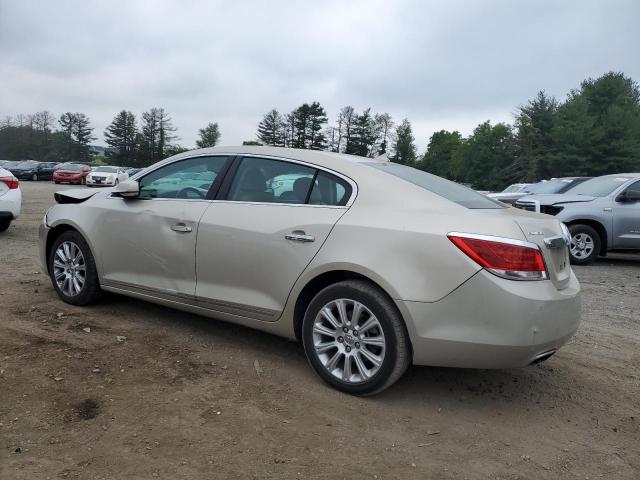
[
  {"left": 138, "top": 108, "right": 177, "bottom": 165},
  {"left": 55, "top": 112, "right": 95, "bottom": 162},
  {"left": 392, "top": 118, "right": 417, "bottom": 164},
  {"left": 350, "top": 108, "right": 377, "bottom": 157},
  {"left": 196, "top": 122, "right": 221, "bottom": 148},
  {"left": 104, "top": 110, "right": 137, "bottom": 166},
  {"left": 257, "top": 109, "right": 285, "bottom": 146}
]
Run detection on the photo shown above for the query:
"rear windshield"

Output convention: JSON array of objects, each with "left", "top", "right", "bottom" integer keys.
[
  {"left": 365, "top": 162, "right": 504, "bottom": 209},
  {"left": 568, "top": 176, "right": 634, "bottom": 197}
]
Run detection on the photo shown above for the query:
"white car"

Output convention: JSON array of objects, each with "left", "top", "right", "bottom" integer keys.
[
  {"left": 86, "top": 166, "right": 129, "bottom": 187},
  {"left": 0, "top": 167, "right": 22, "bottom": 232}
]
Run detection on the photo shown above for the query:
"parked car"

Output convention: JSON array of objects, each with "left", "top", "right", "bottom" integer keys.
[
  {"left": 86, "top": 166, "right": 129, "bottom": 187},
  {"left": 489, "top": 177, "right": 591, "bottom": 205},
  {"left": 8, "top": 160, "right": 59, "bottom": 181},
  {"left": 487, "top": 183, "right": 532, "bottom": 202},
  {"left": 53, "top": 164, "right": 92, "bottom": 185},
  {"left": 0, "top": 167, "right": 21, "bottom": 232},
  {"left": 39, "top": 147, "right": 580, "bottom": 395},
  {"left": 516, "top": 173, "right": 640, "bottom": 264}
]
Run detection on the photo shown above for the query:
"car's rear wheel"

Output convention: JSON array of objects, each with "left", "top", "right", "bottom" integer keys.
[
  {"left": 0, "top": 219, "right": 11, "bottom": 232},
  {"left": 302, "top": 280, "right": 410, "bottom": 395},
  {"left": 49, "top": 231, "right": 100, "bottom": 305},
  {"left": 568, "top": 224, "right": 600, "bottom": 265}
]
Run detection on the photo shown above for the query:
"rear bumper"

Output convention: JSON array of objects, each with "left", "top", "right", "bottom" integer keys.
[
  {"left": 0, "top": 188, "right": 21, "bottom": 218},
  {"left": 400, "top": 269, "right": 581, "bottom": 368}
]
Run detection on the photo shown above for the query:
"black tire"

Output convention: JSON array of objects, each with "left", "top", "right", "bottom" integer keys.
[
  {"left": 568, "top": 224, "right": 601, "bottom": 265},
  {"left": 48, "top": 230, "right": 101, "bottom": 305},
  {"left": 302, "top": 280, "right": 411, "bottom": 395},
  {"left": 54, "top": 181, "right": 60, "bottom": 184},
  {"left": 0, "top": 219, "right": 11, "bottom": 232}
]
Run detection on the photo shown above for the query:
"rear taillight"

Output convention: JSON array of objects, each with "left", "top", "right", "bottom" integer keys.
[
  {"left": 448, "top": 232, "right": 547, "bottom": 281},
  {"left": 0, "top": 176, "right": 19, "bottom": 189}
]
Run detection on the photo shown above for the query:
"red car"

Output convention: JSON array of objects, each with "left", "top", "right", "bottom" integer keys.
[{"left": 53, "top": 164, "right": 91, "bottom": 185}]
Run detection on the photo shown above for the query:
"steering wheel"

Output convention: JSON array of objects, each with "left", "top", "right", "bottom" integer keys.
[{"left": 176, "top": 187, "right": 206, "bottom": 199}]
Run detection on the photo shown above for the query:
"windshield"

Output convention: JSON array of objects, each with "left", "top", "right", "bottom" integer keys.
[
  {"left": 567, "top": 176, "right": 634, "bottom": 197},
  {"left": 501, "top": 184, "right": 523, "bottom": 193},
  {"left": 526, "top": 180, "right": 573, "bottom": 194},
  {"left": 95, "top": 167, "right": 117, "bottom": 173},
  {"left": 366, "top": 163, "right": 504, "bottom": 209}
]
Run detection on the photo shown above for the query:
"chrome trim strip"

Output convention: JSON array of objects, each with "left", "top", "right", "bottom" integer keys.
[
  {"left": 447, "top": 231, "right": 542, "bottom": 251},
  {"left": 114, "top": 152, "right": 358, "bottom": 208},
  {"left": 101, "top": 279, "right": 279, "bottom": 322}
]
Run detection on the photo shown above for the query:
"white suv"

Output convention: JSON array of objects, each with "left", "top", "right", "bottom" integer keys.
[{"left": 0, "top": 167, "right": 22, "bottom": 232}]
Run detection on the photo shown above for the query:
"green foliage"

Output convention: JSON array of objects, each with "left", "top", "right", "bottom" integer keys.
[
  {"left": 419, "top": 130, "right": 462, "bottom": 178},
  {"left": 257, "top": 110, "right": 285, "bottom": 146},
  {"left": 104, "top": 110, "right": 137, "bottom": 166},
  {"left": 549, "top": 72, "right": 640, "bottom": 176},
  {"left": 285, "top": 102, "right": 328, "bottom": 149},
  {"left": 392, "top": 118, "right": 417, "bottom": 165},
  {"left": 196, "top": 122, "right": 221, "bottom": 148},
  {"left": 242, "top": 140, "right": 262, "bottom": 146},
  {"left": 513, "top": 91, "right": 558, "bottom": 181},
  {"left": 452, "top": 122, "right": 516, "bottom": 190},
  {"left": 137, "top": 108, "right": 177, "bottom": 166}
]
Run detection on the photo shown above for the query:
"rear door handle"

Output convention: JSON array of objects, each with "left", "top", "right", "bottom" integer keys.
[
  {"left": 171, "top": 223, "right": 192, "bottom": 233},
  {"left": 285, "top": 231, "right": 315, "bottom": 243}
]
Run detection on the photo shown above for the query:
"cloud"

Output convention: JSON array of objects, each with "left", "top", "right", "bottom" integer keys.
[{"left": 1, "top": 0, "right": 638, "bottom": 151}]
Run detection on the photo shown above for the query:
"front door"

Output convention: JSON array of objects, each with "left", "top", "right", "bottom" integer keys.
[
  {"left": 612, "top": 180, "right": 640, "bottom": 249},
  {"left": 93, "top": 155, "right": 231, "bottom": 296},
  {"left": 195, "top": 156, "right": 354, "bottom": 320}
]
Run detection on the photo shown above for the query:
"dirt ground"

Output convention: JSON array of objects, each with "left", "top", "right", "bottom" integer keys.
[{"left": 1, "top": 181, "right": 638, "bottom": 480}]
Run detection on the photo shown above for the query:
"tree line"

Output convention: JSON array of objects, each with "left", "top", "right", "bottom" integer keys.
[
  {"left": 0, "top": 108, "right": 220, "bottom": 167},
  {"left": 2, "top": 71, "right": 638, "bottom": 189},
  {"left": 254, "top": 72, "right": 640, "bottom": 190}
]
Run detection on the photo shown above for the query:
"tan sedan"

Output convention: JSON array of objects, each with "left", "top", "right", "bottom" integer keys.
[{"left": 39, "top": 146, "right": 581, "bottom": 395}]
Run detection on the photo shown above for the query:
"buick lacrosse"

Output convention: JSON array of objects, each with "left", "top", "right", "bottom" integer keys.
[{"left": 39, "top": 147, "right": 581, "bottom": 394}]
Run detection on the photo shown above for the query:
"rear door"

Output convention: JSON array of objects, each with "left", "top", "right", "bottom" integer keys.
[
  {"left": 612, "top": 180, "right": 640, "bottom": 249},
  {"left": 195, "top": 156, "right": 354, "bottom": 320}
]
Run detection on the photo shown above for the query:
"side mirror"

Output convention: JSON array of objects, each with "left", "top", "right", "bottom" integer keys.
[
  {"left": 617, "top": 190, "right": 640, "bottom": 203},
  {"left": 113, "top": 179, "right": 140, "bottom": 198}
]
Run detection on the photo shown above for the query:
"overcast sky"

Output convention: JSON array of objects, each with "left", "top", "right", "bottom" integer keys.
[{"left": 1, "top": 0, "right": 639, "bottom": 151}]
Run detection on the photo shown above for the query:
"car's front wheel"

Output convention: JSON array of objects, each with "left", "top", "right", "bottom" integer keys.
[
  {"left": 302, "top": 280, "right": 411, "bottom": 395},
  {"left": 49, "top": 230, "right": 101, "bottom": 305},
  {"left": 0, "top": 219, "right": 11, "bottom": 232},
  {"left": 568, "top": 224, "right": 601, "bottom": 265}
]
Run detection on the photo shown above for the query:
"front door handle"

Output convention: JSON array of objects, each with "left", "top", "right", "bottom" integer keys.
[
  {"left": 171, "top": 223, "right": 192, "bottom": 233},
  {"left": 285, "top": 231, "right": 315, "bottom": 243}
]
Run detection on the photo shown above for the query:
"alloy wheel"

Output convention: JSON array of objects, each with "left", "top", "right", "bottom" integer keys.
[
  {"left": 570, "top": 233, "right": 594, "bottom": 259},
  {"left": 312, "top": 299, "right": 386, "bottom": 383},
  {"left": 53, "top": 241, "right": 86, "bottom": 297}
]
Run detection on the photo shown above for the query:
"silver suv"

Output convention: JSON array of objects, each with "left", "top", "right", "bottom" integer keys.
[{"left": 516, "top": 173, "right": 640, "bottom": 264}]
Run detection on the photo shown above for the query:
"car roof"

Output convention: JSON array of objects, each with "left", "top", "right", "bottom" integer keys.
[{"left": 171, "top": 145, "right": 386, "bottom": 167}]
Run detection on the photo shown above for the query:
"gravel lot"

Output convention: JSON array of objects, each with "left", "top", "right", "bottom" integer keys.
[{"left": 1, "top": 181, "right": 639, "bottom": 480}]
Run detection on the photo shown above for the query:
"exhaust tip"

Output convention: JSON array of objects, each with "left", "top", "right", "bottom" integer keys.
[{"left": 529, "top": 349, "right": 557, "bottom": 365}]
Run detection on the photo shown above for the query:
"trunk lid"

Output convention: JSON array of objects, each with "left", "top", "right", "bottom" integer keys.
[{"left": 506, "top": 208, "right": 571, "bottom": 290}]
